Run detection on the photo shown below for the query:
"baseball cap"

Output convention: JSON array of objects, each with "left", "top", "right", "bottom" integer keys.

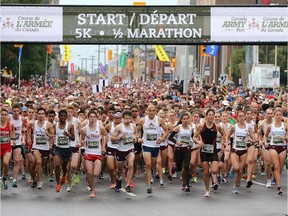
[{"left": 22, "top": 107, "right": 28, "bottom": 112}]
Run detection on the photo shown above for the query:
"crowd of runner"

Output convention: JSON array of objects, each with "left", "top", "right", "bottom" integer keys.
[{"left": 0, "top": 80, "right": 287, "bottom": 198}]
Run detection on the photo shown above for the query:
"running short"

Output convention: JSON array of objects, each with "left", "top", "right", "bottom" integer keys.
[
  {"left": 106, "top": 146, "right": 117, "bottom": 157},
  {"left": 160, "top": 145, "right": 168, "bottom": 151},
  {"left": 32, "top": 149, "right": 50, "bottom": 158},
  {"left": 142, "top": 146, "right": 160, "bottom": 158},
  {"left": 71, "top": 146, "right": 79, "bottom": 154},
  {"left": 83, "top": 154, "right": 103, "bottom": 162},
  {"left": 231, "top": 148, "right": 247, "bottom": 157},
  {"left": 116, "top": 149, "right": 134, "bottom": 162},
  {"left": 12, "top": 145, "right": 25, "bottom": 159},
  {"left": 200, "top": 152, "right": 218, "bottom": 162},
  {"left": 54, "top": 146, "right": 72, "bottom": 162},
  {"left": 269, "top": 145, "right": 287, "bottom": 154},
  {"left": 0, "top": 146, "right": 12, "bottom": 157},
  {"left": 134, "top": 142, "right": 142, "bottom": 154}
]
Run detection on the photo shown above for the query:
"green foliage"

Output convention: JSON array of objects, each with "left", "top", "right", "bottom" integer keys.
[
  {"left": 1, "top": 44, "right": 47, "bottom": 80},
  {"left": 268, "top": 46, "right": 287, "bottom": 85},
  {"left": 230, "top": 46, "right": 245, "bottom": 77}
]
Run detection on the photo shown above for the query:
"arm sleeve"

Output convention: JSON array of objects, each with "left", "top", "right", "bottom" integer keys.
[{"left": 168, "top": 131, "right": 177, "bottom": 144}]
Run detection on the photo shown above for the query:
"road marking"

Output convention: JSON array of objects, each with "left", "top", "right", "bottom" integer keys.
[
  {"left": 241, "top": 179, "right": 266, "bottom": 186},
  {"left": 120, "top": 188, "right": 137, "bottom": 196}
]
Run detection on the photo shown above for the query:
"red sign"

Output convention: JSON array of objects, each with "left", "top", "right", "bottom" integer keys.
[{"left": 70, "top": 63, "right": 75, "bottom": 75}]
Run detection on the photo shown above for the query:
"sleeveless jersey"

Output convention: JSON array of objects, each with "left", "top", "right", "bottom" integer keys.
[
  {"left": 177, "top": 125, "right": 194, "bottom": 148},
  {"left": 0, "top": 122, "right": 11, "bottom": 149},
  {"left": 70, "top": 117, "right": 79, "bottom": 148},
  {"left": 32, "top": 121, "right": 49, "bottom": 150},
  {"left": 233, "top": 123, "right": 249, "bottom": 151},
  {"left": 117, "top": 123, "right": 134, "bottom": 151},
  {"left": 107, "top": 122, "right": 118, "bottom": 149},
  {"left": 85, "top": 121, "right": 102, "bottom": 155},
  {"left": 142, "top": 116, "right": 161, "bottom": 148},
  {"left": 11, "top": 116, "right": 23, "bottom": 146},
  {"left": 55, "top": 123, "right": 70, "bottom": 148},
  {"left": 201, "top": 123, "right": 217, "bottom": 153},
  {"left": 270, "top": 122, "right": 286, "bottom": 146},
  {"left": 160, "top": 123, "right": 168, "bottom": 147}
]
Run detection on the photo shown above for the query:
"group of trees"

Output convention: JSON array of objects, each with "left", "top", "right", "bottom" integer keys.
[{"left": 230, "top": 46, "right": 287, "bottom": 86}]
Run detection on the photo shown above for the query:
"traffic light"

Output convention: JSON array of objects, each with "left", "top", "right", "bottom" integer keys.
[
  {"left": 171, "top": 57, "right": 176, "bottom": 68},
  {"left": 108, "top": 50, "right": 112, "bottom": 60},
  {"left": 200, "top": 45, "right": 210, "bottom": 57}
]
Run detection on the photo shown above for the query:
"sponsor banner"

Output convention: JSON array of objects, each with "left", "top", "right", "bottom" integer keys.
[
  {"left": 0, "top": 6, "right": 63, "bottom": 42},
  {"left": 154, "top": 45, "right": 170, "bottom": 62},
  {"left": 0, "top": 6, "right": 287, "bottom": 43},
  {"left": 211, "top": 7, "right": 288, "bottom": 42}
]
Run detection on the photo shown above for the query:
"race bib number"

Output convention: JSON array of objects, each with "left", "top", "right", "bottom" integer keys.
[
  {"left": 86, "top": 140, "right": 99, "bottom": 149},
  {"left": 146, "top": 133, "right": 157, "bottom": 141},
  {"left": 180, "top": 136, "right": 190, "bottom": 145},
  {"left": 123, "top": 137, "right": 133, "bottom": 145},
  {"left": 15, "top": 133, "right": 21, "bottom": 140},
  {"left": 201, "top": 144, "right": 214, "bottom": 153},
  {"left": 236, "top": 140, "right": 247, "bottom": 149},
  {"left": 36, "top": 136, "right": 47, "bottom": 145},
  {"left": 272, "top": 136, "right": 285, "bottom": 145},
  {"left": 57, "top": 136, "right": 69, "bottom": 146},
  {"left": 0, "top": 136, "right": 9, "bottom": 144}
]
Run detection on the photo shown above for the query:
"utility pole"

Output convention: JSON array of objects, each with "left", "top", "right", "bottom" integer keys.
[
  {"left": 90, "top": 55, "right": 94, "bottom": 82},
  {"left": 98, "top": 45, "right": 100, "bottom": 83}
]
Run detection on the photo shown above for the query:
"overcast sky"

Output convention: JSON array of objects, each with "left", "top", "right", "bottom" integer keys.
[{"left": 59, "top": 0, "right": 178, "bottom": 72}]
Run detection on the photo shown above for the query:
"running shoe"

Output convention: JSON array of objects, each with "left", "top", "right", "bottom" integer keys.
[
  {"left": 37, "top": 181, "right": 43, "bottom": 189},
  {"left": 229, "top": 170, "right": 235, "bottom": 179},
  {"left": 74, "top": 173, "right": 80, "bottom": 183},
  {"left": 3, "top": 180, "right": 8, "bottom": 190},
  {"left": 110, "top": 184, "right": 116, "bottom": 189},
  {"left": 150, "top": 178, "right": 154, "bottom": 184},
  {"left": 204, "top": 191, "right": 210, "bottom": 197},
  {"left": 167, "top": 174, "right": 173, "bottom": 181},
  {"left": 232, "top": 187, "right": 239, "bottom": 194},
  {"left": 181, "top": 184, "right": 185, "bottom": 191},
  {"left": 21, "top": 173, "right": 26, "bottom": 180},
  {"left": 125, "top": 185, "right": 131, "bottom": 193},
  {"left": 184, "top": 185, "right": 190, "bottom": 192},
  {"left": 277, "top": 187, "right": 283, "bottom": 195},
  {"left": 49, "top": 175, "right": 54, "bottom": 182},
  {"left": 98, "top": 172, "right": 104, "bottom": 179},
  {"left": 89, "top": 191, "right": 96, "bottom": 198},
  {"left": 242, "top": 173, "right": 248, "bottom": 180},
  {"left": 146, "top": 186, "right": 153, "bottom": 194},
  {"left": 155, "top": 174, "right": 160, "bottom": 180},
  {"left": 162, "top": 168, "right": 166, "bottom": 174},
  {"left": 31, "top": 181, "right": 37, "bottom": 189},
  {"left": 266, "top": 179, "right": 272, "bottom": 188},
  {"left": 116, "top": 178, "right": 122, "bottom": 189},
  {"left": 160, "top": 179, "right": 164, "bottom": 188},
  {"left": 271, "top": 179, "right": 276, "bottom": 185},
  {"left": 212, "top": 183, "right": 218, "bottom": 190},
  {"left": 56, "top": 184, "right": 61, "bottom": 192},
  {"left": 66, "top": 185, "right": 72, "bottom": 192},
  {"left": 193, "top": 177, "right": 198, "bottom": 184},
  {"left": 129, "top": 181, "right": 135, "bottom": 188},
  {"left": 12, "top": 179, "right": 17, "bottom": 188},
  {"left": 60, "top": 176, "right": 66, "bottom": 186},
  {"left": 87, "top": 185, "right": 92, "bottom": 191},
  {"left": 224, "top": 176, "right": 230, "bottom": 183},
  {"left": 114, "top": 186, "right": 120, "bottom": 193},
  {"left": 28, "top": 177, "right": 33, "bottom": 183},
  {"left": 261, "top": 172, "right": 265, "bottom": 176},
  {"left": 246, "top": 180, "right": 253, "bottom": 188},
  {"left": 217, "top": 175, "right": 221, "bottom": 185}
]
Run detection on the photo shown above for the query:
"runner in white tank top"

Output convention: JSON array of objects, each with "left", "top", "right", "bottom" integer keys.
[
  {"left": 264, "top": 109, "right": 288, "bottom": 195},
  {"left": 111, "top": 110, "right": 136, "bottom": 193}
]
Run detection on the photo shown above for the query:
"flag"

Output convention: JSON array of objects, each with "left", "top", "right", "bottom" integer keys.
[
  {"left": 70, "top": 63, "right": 75, "bottom": 75},
  {"left": 154, "top": 45, "right": 170, "bottom": 62},
  {"left": 47, "top": 45, "right": 52, "bottom": 55},
  {"left": 205, "top": 45, "right": 219, "bottom": 57},
  {"left": 99, "top": 63, "right": 107, "bottom": 74},
  {"left": 99, "top": 79, "right": 109, "bottom": 87},
  {"left": 18, "top": 47, "right": 22, "bottom": 62},
  {"left": 92, "top": 84, "right": 102, "bottom": 93},
  {"left": 63, "top": 45, "right": 71, "bottom": 61}
]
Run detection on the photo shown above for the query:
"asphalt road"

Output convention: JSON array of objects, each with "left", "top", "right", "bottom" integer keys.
[{"left": 1, "top": 168, "right": 287, "bottom": 216}]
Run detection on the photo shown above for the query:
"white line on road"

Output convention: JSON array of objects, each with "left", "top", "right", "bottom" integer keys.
[
  {"left": 120, "top": 188, "right": 137, "bottom": 196},
  {"left": 241, "top": 178, "right": 266, "bottom": 186}
]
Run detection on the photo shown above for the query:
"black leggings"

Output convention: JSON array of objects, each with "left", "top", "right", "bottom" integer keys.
[{"left": 174, "top": 147, "right": 191, "bottom": 186}]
